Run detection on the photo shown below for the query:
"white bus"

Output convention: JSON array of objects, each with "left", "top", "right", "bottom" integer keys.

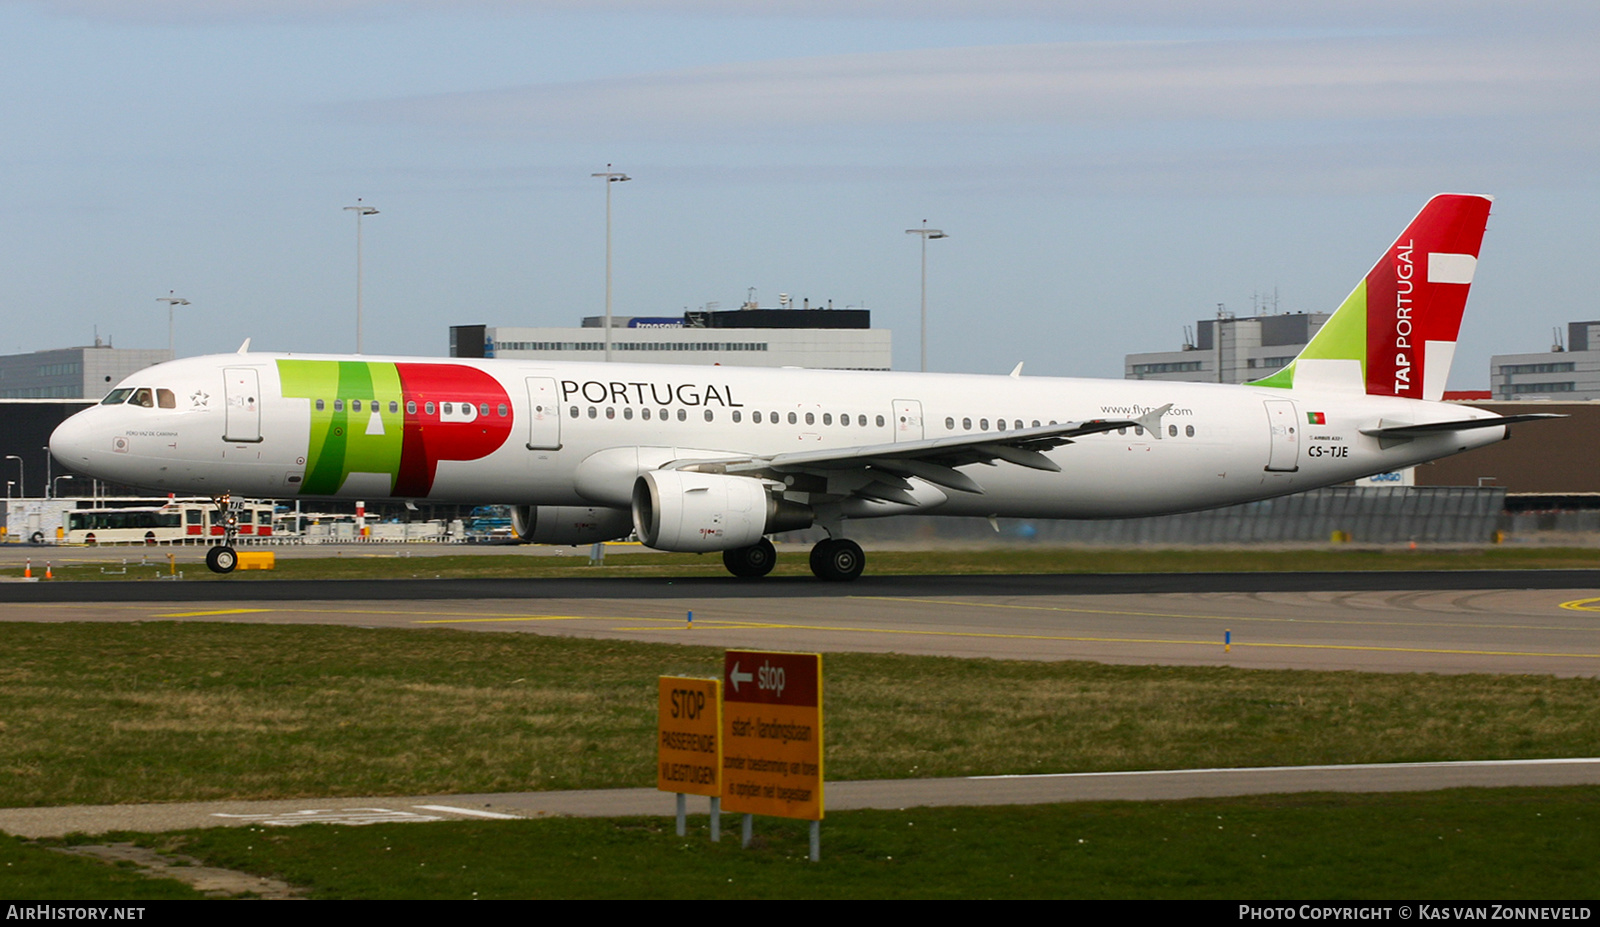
[{"left": 66, "top": 498, "right": 277, "bottom": 546}]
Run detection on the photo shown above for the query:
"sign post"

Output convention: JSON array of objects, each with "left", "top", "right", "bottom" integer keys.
[
  {"left": 720, "top": 650, "right": 824, "bottom": 861},
  {"left": 657, "top": 676, "right": 723, "bottom": 840}
]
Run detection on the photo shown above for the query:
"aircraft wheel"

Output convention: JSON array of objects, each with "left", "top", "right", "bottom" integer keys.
[
  {"left": 809, "top": 538, "right": 864, "bottom": 582},
  {"left": 205, "top": 545, "right": 238, "bottom": 574},
  {"left": 722, "top": 538, "right": 776, "bottom": 577},
  {"left": 29, "top": 531, "right": 44, "bottom": 545}
]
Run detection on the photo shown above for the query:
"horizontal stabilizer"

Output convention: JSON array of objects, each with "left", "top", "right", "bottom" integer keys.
[{"left": 1359, "top": 414, "right": 1563, "bottom": 439}]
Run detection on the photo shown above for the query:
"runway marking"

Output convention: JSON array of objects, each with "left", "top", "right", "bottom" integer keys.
[
  {"left": 857, "top": 596, "right": 1600, "bottom": 634},
  {"left": 413, "top": 804, "right": 521, "bottom": 820},
  {"left": 1559, "top": 598, "right": 1600, "bottom": 612},
  {"left": 971, "top": 757, "right": 1600, "bottom": 780},
  {"left": 153, "top": 608, "right": 275, "bottom": 618}
]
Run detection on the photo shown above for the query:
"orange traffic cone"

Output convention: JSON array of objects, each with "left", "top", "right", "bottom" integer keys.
[
  {"left": 44, "top": 562, "right": 53, "bottom": 580},
  {"left": 23, "top": 559, "right": 31, "bottom": 578}
]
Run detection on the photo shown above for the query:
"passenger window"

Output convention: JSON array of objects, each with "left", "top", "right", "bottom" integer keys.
[
  {"left": 479, "top": 403, "right": 490, "bottom": 416},
  {"left": 1168, "top": 424, "right": 1178, "bottom": 437},
  {"left": 731, "top": 410, "right": 740, "bottom": 423},
  {"left": 606, "top": 407, "right": 615, "bottom": 419},
  {"left": 963, "top": 417, "right": 972, "bottom": 430},
  {"left": 316, "top": 399, "right": 326, "bottom": 412},
  {"left": 787, "top": 412, "right": 797, "bottom": 425},
  {"left": 1186, "top": 425, "right": 1195, "bottom": 437},
  {"left": 704, "top": 409, "right": 714, "bottom": 422},
  {"left": 659, "top": 408, "right": 668, "bottom": 421},
  {"left": 442, "top": 402, "right": 453, "bottom": 415},
  {"left": 823, "top": 413, "right": 832, "bottom": 426},
  {"left": 753, "top": 411, "right": 763, "bottom": 424},
  {"left": 980, "top": 419, "right": 989, "bottom": 430},
  {"left": 496, "top": 403, "right": 506, "bottom": 417},
  {"left": 860, "top": 415, "right": 869, "bottom": 427},
  {"left": 425, "top": 402, "right": 436, "bottom": 415},
  {"left": 334, "top": 399, "right": 344, "bottom": 412},
  {"left": 623, "top": 407, "right": 633, "bottom": 420},
  {"left": 569, "top": 405, "right": 578, "bottom": 418},
  {"left": 677, "top": 409, "right": 686, "bottom": 422},
  {"left": 407, "top": 401, "right": 417, "bottom": 414},
  {"left": 642, "top": 408, "right": 652, "bottom": 421},
  {"left": 391, "top": 401, "right": 400, "bottom": 414},
  {"left": 1015, "top": 420, "right": 1023, "bottom": 430},
  {"left": 997, "top": 419, "right": 1007, "bottom": 431},
  {"left": 945, "top": 417, "right": 955, "bottom": 430},
  {"left": 588, "top": 407, "right": 597, "bottom": 419},
  {"left": 841, "top": 414, "right": 849, "bottom": 427},
  {"left": 157, "top": 389, "right": 176, "bottom": 409}
]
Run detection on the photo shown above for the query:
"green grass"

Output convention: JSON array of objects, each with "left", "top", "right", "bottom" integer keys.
[
  {"left": 33, "top": 545, "right": 1600, "bottom": 583},
  {"left": 30, "top": 787, "right": 1593, "bottom": 899},
  {"left": 3, "top": 623, "right": 1600, "bottom": 807},
  {"left": 0, "top": 833, "right": 205, "bottom": 900}
]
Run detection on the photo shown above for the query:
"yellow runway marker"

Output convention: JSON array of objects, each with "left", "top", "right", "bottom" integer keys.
[
  {"left": 599, "top": 617, "right": 1600, "bottom": 661},
  {"left": 153, "top": 609, "right": 275, "bottom": 618},
  {"left": 1559, "top": 598, "right": 1600, "bottom": 612},
  {"left": 857, "top": 596, "right": 1600, "bottom": 635}
]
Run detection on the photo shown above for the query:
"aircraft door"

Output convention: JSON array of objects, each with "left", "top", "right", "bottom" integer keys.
[
  {"left": 892, "top": 399, "right": 924, "bottom": 443},
  {"left": 1263, "top": 399, "right": 1300, "bottom": 472},
  {"left": 223, "top": 367, "right": 262, "bottom": 443},
  {"left": 525, "top": 377, "right": 561, "bottom": 450}
]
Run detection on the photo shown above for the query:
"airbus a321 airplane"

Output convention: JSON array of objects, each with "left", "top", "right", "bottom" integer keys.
[{"left": 51, "top": 193, "right": 1554, "bottom": 579}]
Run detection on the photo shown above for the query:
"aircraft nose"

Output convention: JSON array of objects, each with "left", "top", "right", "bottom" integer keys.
[{"left": 49, "top": 409, "right": 99, "bottom": 472}]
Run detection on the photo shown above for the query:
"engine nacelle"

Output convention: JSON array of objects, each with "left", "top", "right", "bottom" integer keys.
[
  {"left": 631, "top": 470, "right": 813, "bottom": 552},
  {"left": 509, "top": 505, "right": 634, "bottom": 545}
]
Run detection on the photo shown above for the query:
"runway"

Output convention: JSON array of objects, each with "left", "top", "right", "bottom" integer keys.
[{"left": 6, "top": 570, "right": 1600, "bottom": 675}]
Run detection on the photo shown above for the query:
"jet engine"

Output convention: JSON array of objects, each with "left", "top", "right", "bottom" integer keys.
[
  {"left": 631, "top": 470, "right": 813, "bottom": 552},
  {"left": 509, "top": 505, "right": 635, "bottom": 545}
]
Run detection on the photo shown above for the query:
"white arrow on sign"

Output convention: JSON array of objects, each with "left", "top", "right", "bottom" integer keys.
[{"left": 729, "top": 662, "right": 752, "bottom": 693}]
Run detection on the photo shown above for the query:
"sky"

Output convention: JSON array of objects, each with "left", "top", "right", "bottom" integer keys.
[{"left": 1, "top": 1, "right": 1596, "bottom": 388}]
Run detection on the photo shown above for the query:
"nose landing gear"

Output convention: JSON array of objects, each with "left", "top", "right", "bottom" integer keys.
[{"left": 205, "top": 493, "right": 243, "bottom": 574}]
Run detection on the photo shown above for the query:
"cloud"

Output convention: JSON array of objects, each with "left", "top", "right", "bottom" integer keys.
[
  {"left": 363, "top": 33, "right": 1599, "bottom": 139},
  {"left": 23, "top": 0, "right": 1598, "bottom": 29}
]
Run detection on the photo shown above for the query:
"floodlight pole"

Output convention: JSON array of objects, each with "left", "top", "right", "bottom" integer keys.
[
  {"left": 156, "top": 292, "right": 190, "bottom": 358},
  {"left": 905, "top": 221, "right": 948, "bottom": 372},
  {"left": 592, "top": 166, "right": 630, "bottom": 362},
  {"left": 345, "top": 200, "right": 380, "bottom": 354}
]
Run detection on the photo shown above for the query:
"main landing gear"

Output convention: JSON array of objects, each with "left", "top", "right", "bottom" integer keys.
[{"left": 719, "top": 537, "right": 866, "bottom": 582}]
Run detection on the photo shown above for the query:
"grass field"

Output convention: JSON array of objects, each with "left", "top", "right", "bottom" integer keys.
[
  {"left": 28, "top": 544, "right": 1600, "bottom": 583},
  {"left": 3, "top": 622, "right": 1599, "bottom": 807},
  {"left": 15, "top": 787, "right": 1596, "bottom": 899}
]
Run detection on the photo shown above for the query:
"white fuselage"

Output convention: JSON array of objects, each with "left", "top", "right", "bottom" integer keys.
[{"left": 50, "top": 352, "right": 1505, "bottom": 521}]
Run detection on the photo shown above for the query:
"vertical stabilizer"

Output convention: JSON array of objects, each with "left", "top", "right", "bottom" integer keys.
[{"left": 1251, "top": 193, "right": 1493, "bottom": 398}]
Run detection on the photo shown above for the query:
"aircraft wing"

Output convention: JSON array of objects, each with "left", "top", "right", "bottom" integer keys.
[{"left": 664, "top": 404, "right": 1172, "bottom": 500}]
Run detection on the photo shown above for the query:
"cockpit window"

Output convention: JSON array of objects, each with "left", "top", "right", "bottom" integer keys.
[
  {"left": 101, "top": 388, "right": 134, "bottom": 405},
  {"left": 131, "top": 388, "right": 155, "bottom": 408},
  {"left": 157, "top": 389, "right": 176, "bottom": 409}
]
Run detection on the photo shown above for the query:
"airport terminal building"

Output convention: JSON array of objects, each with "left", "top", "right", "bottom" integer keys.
[
  {"left": 1124, "top": 312, "right": 1329, "bottom": 384},
  {"left": 450, "top": 307, "right": 892, "bottom": 371},
  {"left": 0, "top": 342, "right": 172, "bottom": 399}
]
